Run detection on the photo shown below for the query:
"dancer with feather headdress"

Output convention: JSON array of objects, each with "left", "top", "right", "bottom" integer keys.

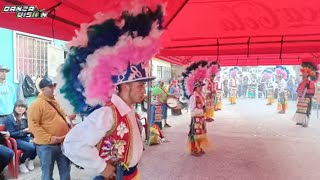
[
  {"left": 58, "top": 1, "right": 165, "bottom": 179},
  {"left": 215, "top": 69, "right": 223, "bottom": 110},
  {"left": 229, "top": 67, "right": 239, "bottom": 104},
  {"left": 203, "top": 62, "right": 220, "bottom": 122},
  {"left": 181, "top": 61, "right": 210, "bottom": 157},
  {"left": 275, "top": 66, "right": 289, "bottom": 114},
  {"left": 262, "top": 69, "right": 275, "bottom": 105},
  {"left": 292, "top": 61, "right": 318, "bottom": 127}
]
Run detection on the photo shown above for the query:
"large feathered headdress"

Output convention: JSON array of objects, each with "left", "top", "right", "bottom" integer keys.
[
  {"left": 229, "top": 67, "right": 240, "bottom": 78},
  {"left": 274, "top": 66, "right": 289, "bottom": 80},
  {"left": 261, "top": 69, "right": 273, "bottom": 80},
  {"left": 181, "top": 60, "right": 209, "bottom": 99},
  {"left": 55, "top": 1, "right": 164, "bottom": 115},
  {"left": 207, "top": 61, "right": 220, "bottom": 77},
  {"left": 300, "top": 61, "right": 319, "bottom": 81}
]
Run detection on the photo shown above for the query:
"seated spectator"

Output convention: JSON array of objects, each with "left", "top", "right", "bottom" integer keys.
[
  {"left": 4, "top": 100, "right": 36, "bottom": 173},
  {"left": 0, "top": 131, "right": 14, "bottom": 180}
]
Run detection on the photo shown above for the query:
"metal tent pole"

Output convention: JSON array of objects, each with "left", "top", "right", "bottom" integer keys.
[
  {"left": 146, "top": 60, "right": 153, "bottom": 144},
  {"left": 317, "top": 101, "right": 319, "bottom": 120}
]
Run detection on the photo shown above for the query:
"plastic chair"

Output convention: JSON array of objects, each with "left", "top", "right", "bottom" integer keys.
[
  {"left": 0, "top": 124, "right": 23, "bottom": 179},
  {"left": 135, "top": 114, "right": 149, "bottom": 141},
  {"left": 0, "top": 124, "right": 15, "bottom": 178}
]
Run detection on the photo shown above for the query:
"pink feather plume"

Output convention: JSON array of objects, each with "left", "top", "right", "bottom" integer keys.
[
  {"left": 230, "top": 70, "right": 237, "bottom": 78},
  {"left": 67, "top": 0, "right": 165, "bottom": 48},
  {"left": 208, "top": 65, "right": 219, "bottom": 76},
  {"left": 82, "top": 35, "right": 160, "bottom": 105},
  {"left": 275, "top": 69, "right": 287, "bottom": 79},
  {"left": 262, "top": 72, "right": 272, "bottom": 80},
  {"left": 185, "top": 67, "right": 208, "bottom": 97}
]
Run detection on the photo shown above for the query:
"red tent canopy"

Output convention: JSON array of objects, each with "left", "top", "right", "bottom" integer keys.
[
  {"left": 0, "top": 0, "right": 319, "bottom": 66},
  {"left": 159, "top": 0, "right": 320, "bottom": 66},
  {"left": 0, "top": 0, "right": 184, "bottom": 41}
]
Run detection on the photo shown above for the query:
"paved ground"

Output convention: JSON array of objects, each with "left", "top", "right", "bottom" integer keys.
[{"left": 5, "top": 97, "right": 320, "bottom": 180}]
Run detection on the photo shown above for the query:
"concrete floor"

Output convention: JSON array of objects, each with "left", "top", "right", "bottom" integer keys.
[{"left": 6, "top": 97, "right": 320, "bottom": 180}]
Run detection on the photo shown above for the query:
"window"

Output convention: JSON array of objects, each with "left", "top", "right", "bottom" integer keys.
[
  {"left": 157, "top": 66, "right": 162, "bottom": 79},
  {"left": 155, "top": 65, "right": 171, "bottom": 83},
  {"left": 162, "top": 67, "right": 171, "bottom": 82},
  {"left": 14, "top": 31, "right": 52, "bottom": 82}
]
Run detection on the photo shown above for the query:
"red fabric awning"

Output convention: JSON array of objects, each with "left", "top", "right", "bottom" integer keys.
[
  {"left": 159, "top": 0, "right": 320, "bottom": 65},
  {"left": 0, "top": 0, "right": 185, "bottom": 41},
  {"left": 0, "top": 0, "right": 319, "bottom": 66},
  {"left": 156, "top": 53, "right": 320, "bottom": 66}
]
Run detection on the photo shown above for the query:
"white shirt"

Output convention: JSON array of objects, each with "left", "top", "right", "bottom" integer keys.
[
  {"left": 278, "top": 78, "right": 287, "bottom": 92},
  {"left": 216, "top": 81, "right": 223, "bottom": 90},
  {"left": 189, "top": 91, "right": 204, "bottom": 116},
  {"left": 229, "top": 78, "right": 237, "bottom": 87},
  {"left": 63, "top": 94, "right": 143, "bottom": 175},
  {"left": 203, "top": 78, "right": 211, "bottom": 94}
]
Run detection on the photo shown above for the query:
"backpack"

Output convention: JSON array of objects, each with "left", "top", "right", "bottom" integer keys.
[
  {"left": 22, "top": 75, "right": 38, "bottom": 97},
  {"left": 148, "top": 124, "right": 162, "bottom": 145}
]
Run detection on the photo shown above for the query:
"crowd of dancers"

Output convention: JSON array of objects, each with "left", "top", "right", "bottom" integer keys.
[
  {"left": 178, "top": 61, "right": 318, "bottom": 157},
  {"left": 146, "top": 61, "right": 318, "bottom": 159}
]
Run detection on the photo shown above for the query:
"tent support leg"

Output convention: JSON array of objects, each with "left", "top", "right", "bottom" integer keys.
[
  {"left": 216, "top": 38, "right": 220, "bottom": 61},
  {"left": 279, "top": 36, "right": 284, "bottom": 60},
  {"left": 247, "top": 37, "right": 251, "bottom": 57}
]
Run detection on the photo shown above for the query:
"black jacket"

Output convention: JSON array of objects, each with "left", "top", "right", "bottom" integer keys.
[{"left": 0, "top": 134, "right": 6, "bottom": 146}]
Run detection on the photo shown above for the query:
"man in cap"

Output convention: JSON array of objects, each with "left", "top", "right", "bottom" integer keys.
[
  {"left": 63, "top": 63, "right": 155, "bottom": 179},
  {"left": 0, "top": 65, "right": 16, "bottom": 124},
  {"left": 28, "top": 77, "right": 75, "bottom": 180}
]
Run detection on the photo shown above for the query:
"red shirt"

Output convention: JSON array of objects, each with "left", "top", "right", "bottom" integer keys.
[{"left": 296, "top": 80, "right": 315, "bottom": 98}]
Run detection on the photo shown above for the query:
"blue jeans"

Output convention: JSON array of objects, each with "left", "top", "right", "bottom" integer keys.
[
  {"left": 0, "top": 145, "right": 14, "bottom": 172},
  {"left": 93, "top": 176, "right": 104, "bottom": 180},
  {"left": 16, "top": 139, "right": 37, "bottom": 163},
  {"left": 36, "top": 144, "right": 71, "bottom": 180},
  {"left": 150, "top": 105, "right": 156, "bottom": 125},
  {"left": 161, "top": 104, "right": 168, "bottom": 120},
  {"left": 94, "top": 164, "right": 137, "bottom": 180}
]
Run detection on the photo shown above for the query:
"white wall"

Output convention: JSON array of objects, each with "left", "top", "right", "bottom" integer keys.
[
  {"left": 48, "top": 45, "right": 65, "bottom": 77},
  {"left": 151, "top": 57, "right": 172, "bottom": 83}
]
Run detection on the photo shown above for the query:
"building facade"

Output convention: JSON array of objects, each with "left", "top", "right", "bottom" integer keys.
[{"left": 0, "top": 27, "right": 66, "bottom": 105}]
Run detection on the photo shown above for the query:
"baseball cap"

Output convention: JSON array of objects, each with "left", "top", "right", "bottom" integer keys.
[
  {"left": 0, "top": 65, "right": 10, "bottom": 72},
  {"left": 39, "top": 77, "right": 56, "bottom": 89}
]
